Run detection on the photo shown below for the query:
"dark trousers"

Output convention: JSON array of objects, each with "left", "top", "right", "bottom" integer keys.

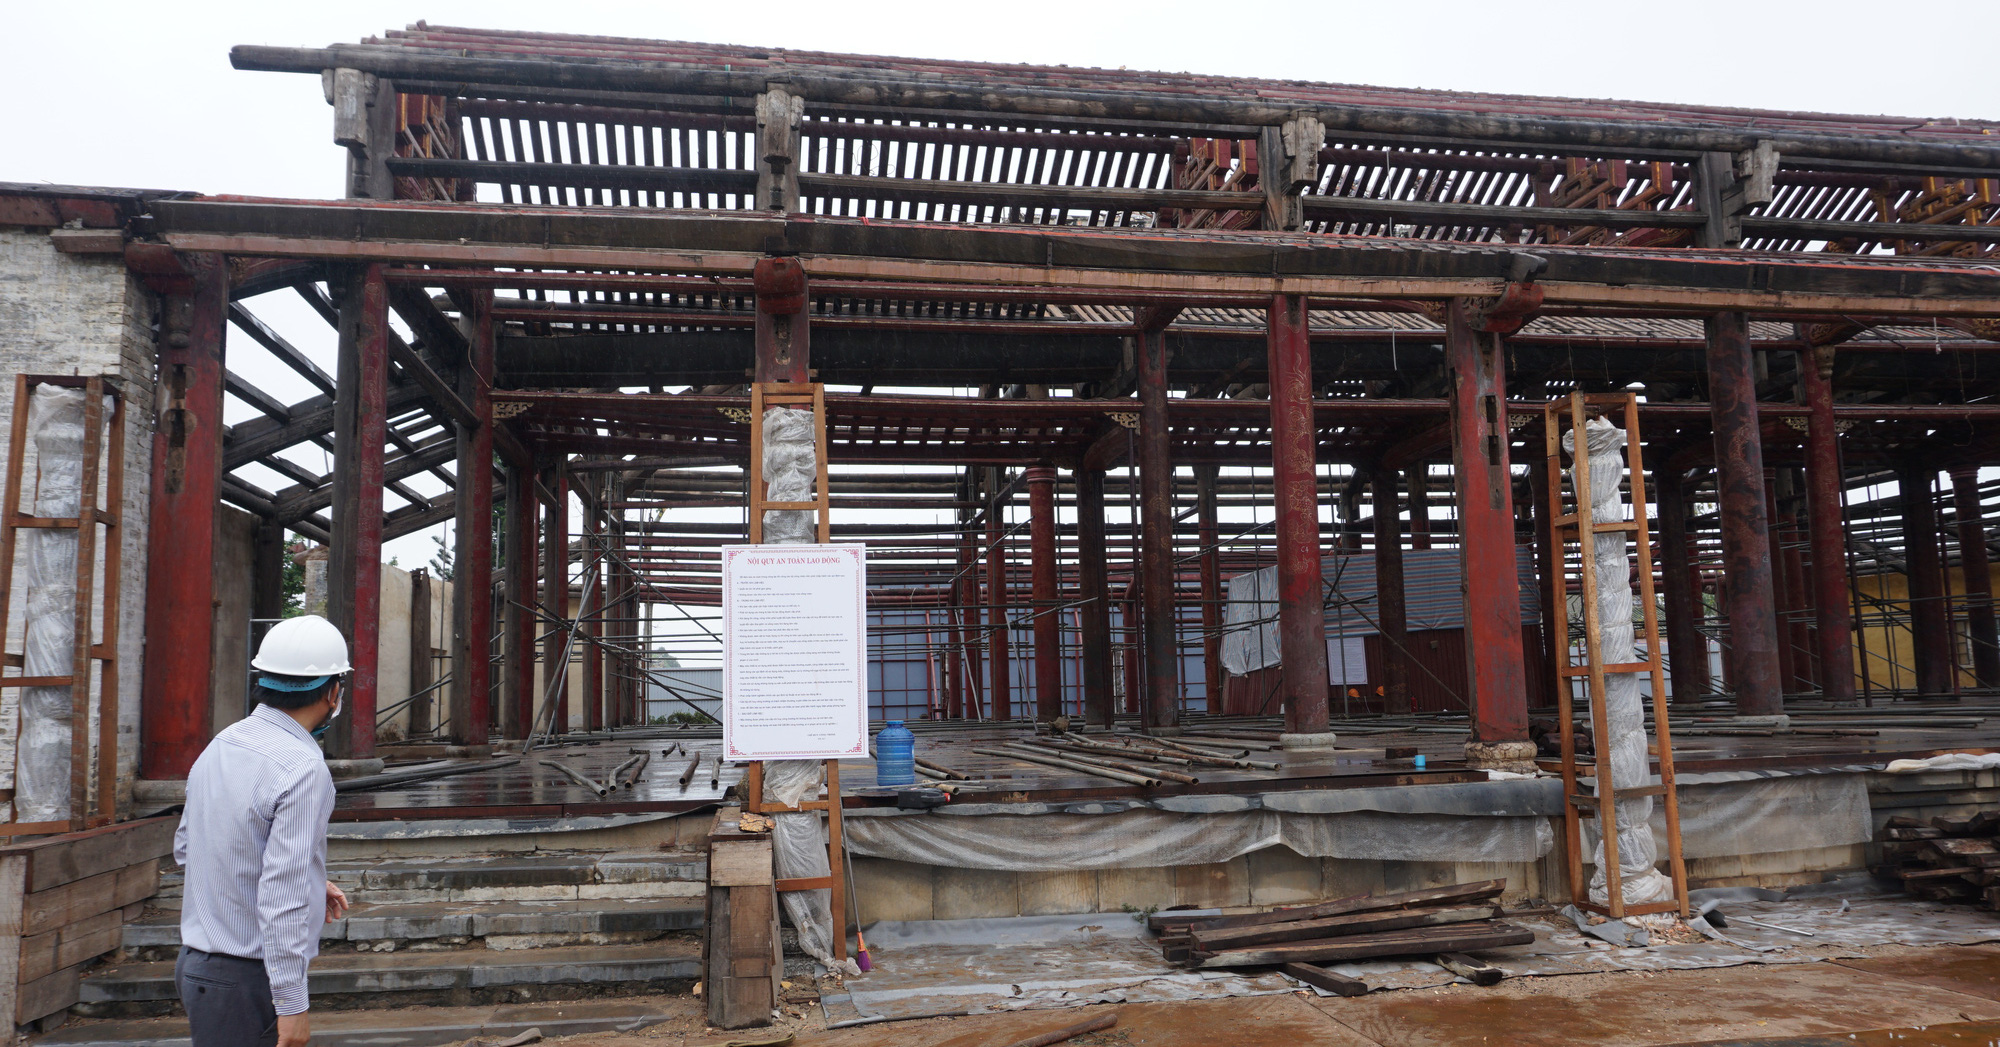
[{"left": 175, "top": 947, "right": 278, "bottom": 1047}]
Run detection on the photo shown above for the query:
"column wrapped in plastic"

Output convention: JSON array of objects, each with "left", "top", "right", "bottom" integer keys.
[
  {"left": 1564, "top": 416, "right": 1673, "bottom": 908},
  {"left": 758, "top": 403, "right": 860, "bottom": 974},
  {"left": 18, "top": 387, "right": 89, "bottom": 824}
]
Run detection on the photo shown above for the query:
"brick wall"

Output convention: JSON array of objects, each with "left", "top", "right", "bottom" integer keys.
[{"left": 0, "top": 228, "right": 156, "bottom": 816}]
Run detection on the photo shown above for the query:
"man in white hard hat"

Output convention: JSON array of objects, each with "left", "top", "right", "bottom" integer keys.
[{"left": 174, "top": 614, "right": 354, "bottom": 1047}]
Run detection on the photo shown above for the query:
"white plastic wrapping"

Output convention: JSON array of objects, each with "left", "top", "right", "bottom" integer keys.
[
  {"left": 761, "top": 407, "right": 818, "bottom": 544},
  {"left": 18, "top": 387, "right": 88, "bottom": 824},
  {"left": 1219, "top": 566, "right": 1281, "bottom": 675},
  {"left": 844, "top": 808, "right": 1554, "bottom": 870},
  {"left": 1564, "top": 417, "right": 1672, "bottom": 907},
  {"left": 755, "top": 403, "right": 858, "bottom": 974}
]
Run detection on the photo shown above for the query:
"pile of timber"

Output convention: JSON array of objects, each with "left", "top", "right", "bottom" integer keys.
[
  {"left": 1874, "top": 812, "right": 2000, "bottom": 910},
  {"left": 1147, "top": 879, "right": 1529, "bottom": 993}
]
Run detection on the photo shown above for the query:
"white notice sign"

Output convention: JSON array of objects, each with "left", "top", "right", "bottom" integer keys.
[{"left": 722, "top": 544, "right": 868, "bottom": 761}]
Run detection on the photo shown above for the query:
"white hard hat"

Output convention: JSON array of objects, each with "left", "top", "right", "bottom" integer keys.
[{"left": 252, "top": 615, "right": 352, "bottom": 677}]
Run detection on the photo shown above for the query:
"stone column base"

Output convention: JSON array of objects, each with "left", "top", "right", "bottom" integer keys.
[
  {"left": 1145, "top": 726, "right": 1184, "bottom": 737},
  {"left": 1281, "top": 732, "right": 1340, "bottom": 750},
  {"left": 1728, "top": 714, "right": 1791, "bottom": 729},
  {"left": 1464, "top": 740, "right": 1538, "bottom": 773},
  {"left": 325, "top": 758, "right": 387, "bottom": 779}
]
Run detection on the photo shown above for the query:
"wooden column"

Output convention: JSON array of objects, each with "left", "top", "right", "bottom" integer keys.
[
  {"left": 1527, "top": 458, "right": 1564, "bottom": 710},
  {"left": 1655, "top": 471, "right": 1711, "bottom": 706},
  {"left": 249, "top": 521, "right": 286, "bottom": 664},
  {"left": 140, "top": 254, "right": 227, "bottom": 780},
  {"left": 1027, "top": 465, "right": 1062, "bottom": 721},
  {"left": 1076, "top": 468, "right": 1114, "bottom": 728},
  {"left": 1705, "top": 312, "right": 1784, "bottom": 718},
  {"left": 1371, "top": 466, "right": 1411, "bottom": 715},
  {"left": 1446, "top": 298, "right": 1530, "bottom": 758},
  {"left": 1268, "top": 294, "right": 1330, "bottom": 739},
  {"left": 1899, "top": 461, "right": 1954, "bottom": 697},
  {"left": 1137, "top": 322, "right": 1182, "bottom": 733},
  {"left": 450, "top": 288, "right": 496, "bottom": 745},
  {"left": 1952, "top": 468, "right": 2000, "bottom": 688},
  {"left": 1196, "top": 465, "right": 1224, "bottom": 712}
]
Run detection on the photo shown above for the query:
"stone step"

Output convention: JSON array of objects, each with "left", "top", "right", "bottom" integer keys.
[
  {"left": 123, "top": 896, "right": 704, "bottom": 952},
  {"left": 151, "top": 850, "right": 707, "bottom": 906},
  {"left": 33, "top": 997, "right": 681, "bottom": 1047},
  {"left": 76, "top": 942, "right": 700, "bottom": 1011}
]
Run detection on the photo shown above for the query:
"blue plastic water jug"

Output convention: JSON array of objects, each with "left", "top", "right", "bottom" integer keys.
[{"left": 876, "top": 721, "right": 916, "bottom": 786}]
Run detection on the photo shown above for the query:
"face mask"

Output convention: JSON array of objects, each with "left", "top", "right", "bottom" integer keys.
[{"left": 311, "top": 690, "right": 344, "bottom": 740}]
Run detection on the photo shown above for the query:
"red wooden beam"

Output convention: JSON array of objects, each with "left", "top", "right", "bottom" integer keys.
[
  {"left": 1027, "top": 465, "right": 1062, "bottom": 722},
  {"left": 349, "top": 263, "right": 390, "bottom": 759},
  {"left": 1137, "top": 322, "right": 1182, "bottom": 733},
  {"left": 454, "top": 289, "right": 498, "bottom": 744}
]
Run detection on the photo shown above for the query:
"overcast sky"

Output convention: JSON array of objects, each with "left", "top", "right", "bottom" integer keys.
[{"left": 6, "top": 0, "right": 1991, "bottom": 568}]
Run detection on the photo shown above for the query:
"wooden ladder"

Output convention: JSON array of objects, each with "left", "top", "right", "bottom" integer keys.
[
  {"left": 741, "top": 381, "right": 846, "bottom": 961},
  {"left": 1541, "top": 391, "right": 1690, "bottom": 920},
  {"left": 0, "top": 376, "right": 125, "bottom": 836}
]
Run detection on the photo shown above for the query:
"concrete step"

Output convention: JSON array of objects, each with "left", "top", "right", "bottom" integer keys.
[
  {"left": 151, "top": 850, "right": 707, "bottom": 907},
  {"left": 75, "top": 941, "right": 700, "bottom": 1016},
  {"left": 123, "top": 896, "right": 704, "bottom": 955},
  {"left": 34, "top": 997, "right": 682, "bottom": 1047}
]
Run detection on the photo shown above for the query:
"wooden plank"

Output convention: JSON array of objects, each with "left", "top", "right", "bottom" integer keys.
[
  {"left": 1190, "top": 905, "right": 1502, "bottom": 953},
  {"left": 15, "top": 962, "right": 81, "bottom": 1026},
  {"left": 21, "top": 859, "right": 158, "bottom": 937},
  {"left": 1279, "top": 962, "right": 1369, "bottom": 997},
  {"left": 16, "top": 909, "right": 124, "bottom": 984},
  {"left": 8, "top": 815, "right": 176, "bottom": 893},
  {"left": 709, "top": 839, "right": 774, "bottom": 888},
  {"left": 1192, "top": 921, "right": 1535, "bottom": 968},
  {"left": 0, "top": 854, "right": 27, "bottom": 1040},
  {"left": 1148, "top": 879, "right": 1505, "bottom": 933}
]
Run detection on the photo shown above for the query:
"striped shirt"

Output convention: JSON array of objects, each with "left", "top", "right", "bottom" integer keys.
[{"left": 174, "top": 703, "right": 335, "bottom": 1015}]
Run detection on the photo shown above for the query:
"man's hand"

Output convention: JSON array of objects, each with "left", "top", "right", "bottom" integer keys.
[
  {"left": 324, "top": 880, "right": 349, "bottom": 922},
  {"left": 276, "top": 1011, "right": 310, "bottom": 1047}
]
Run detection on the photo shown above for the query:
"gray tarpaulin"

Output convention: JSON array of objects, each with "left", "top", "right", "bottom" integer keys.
[{"left": 842, "top": 770, "right": 1873, "bottom": 872}]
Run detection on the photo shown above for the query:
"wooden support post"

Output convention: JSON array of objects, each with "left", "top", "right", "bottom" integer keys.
[
  {"left": 1077, "top": 468, "right": 1114, "bottom": 728},
  {"left": 584, "top": 504, "right": 604, "bottom": 733},
  {"left": 1268, "top": 294, "right": 1329, "bottom": 740},
  {"left": 141, "top": 257, "right": 227, "bottom": 780},
  {"left": 1952, "top": 468, "right": 2000, "bottom": 688},
  {"left": 1764, "top": 478, "right": 1798, "bottom": 694},
  {"left": 408, "top": 569, "right": 433, "bottom": 737},
  {"left": 1371, "top": 466, "right": 1411, "bottom": 715},
  {"left": 1528, "top": 459, "right": 1564, "bottom": 711},
  {"left": 1447, "top": 298, "right": 1530, "bottom": 761},
  {"left": 754, "top": 86, "right": 803, "bottom": 213},
  {"left": 1027, "top": 465, "right": 1062, "bottom": 721},
  {"left": 1899, "top": 461, "right": 1954, "bottom": 697},
  {"left": 1196, "top": 465, "right": 1224, "bottom": 712},
  {"left": 1408, "top": 466, "right": 1433, "bottom": 551},
  {"left": 543, "top": 465, "right": 571, "bottom": 734},
  {"left": 504, "top": 463, "right": 537, "bottom": 739},
  {"left": 450, "top": 289, "right": 496, "bottom": 744},
  {"left": 250, "top": 521, "right": 285, "bottom": 657},
  {"left": 987, "top": 471, "right": 1012, "bottom": 721},
  {"left": 1802, "top": 353, "right": 1856, "bottom": 700},
  {"left": 704, "top": 809, "right": 780, "bottom": 1030},
  {"left": 1705, "top": 312, "right": 1784, "bottom": 719},
  {"left": 326, "top": 263, "right": 387, "bottom": 760}
]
